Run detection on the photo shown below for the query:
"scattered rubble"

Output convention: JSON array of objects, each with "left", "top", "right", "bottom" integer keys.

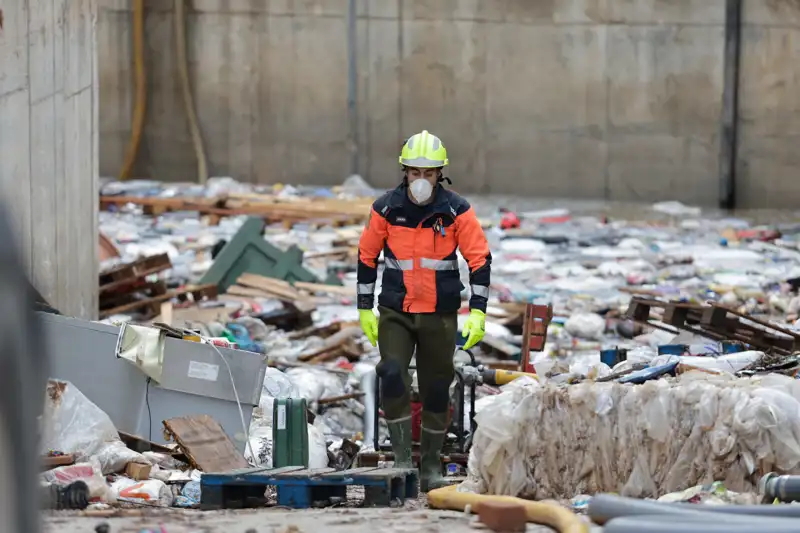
[{"left": 36, "top": 177, "right": 800, "bottom": 526}]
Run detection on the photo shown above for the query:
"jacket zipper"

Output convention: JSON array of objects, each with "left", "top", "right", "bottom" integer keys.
[{"left": 407, "top": 213, "right": 451, "bottom": 312}]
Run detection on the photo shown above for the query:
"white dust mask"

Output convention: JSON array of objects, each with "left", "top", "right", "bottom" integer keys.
[{"left": 409, "top": 179, "right": 433, "bottom": 204}]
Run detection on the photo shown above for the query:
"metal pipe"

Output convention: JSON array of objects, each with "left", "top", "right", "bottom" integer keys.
[
  {"left": 346, "top": 0, "right": 359, "bottom": 175},
  {"left": 361, "top": 367, "right": 377, "bottom": 449},
  {"left": 372, "top": 371, "right": 380, "bottom": 451},
  {"left": 718, "top": 0, "right": 742, "bottom": 209},
  {"left": 605, "top": 515, "right": 800, "bottom": 533},
  {"left": 588, "top": 493, "right": 800, "bottom": 525}
]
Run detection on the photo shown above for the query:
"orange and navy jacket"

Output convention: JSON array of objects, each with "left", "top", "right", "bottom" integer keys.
[{"left": 357, "top": 184, "right": 491, "bottom": 314}]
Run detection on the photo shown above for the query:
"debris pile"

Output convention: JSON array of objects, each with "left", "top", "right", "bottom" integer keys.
[{"left": 38, "top": 179, "right": 800, "bottom": 514}]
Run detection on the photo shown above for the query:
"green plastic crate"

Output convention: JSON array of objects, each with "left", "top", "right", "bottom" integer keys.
[{"left": 272, "top": 397, "right": 309, "bottom": 468}]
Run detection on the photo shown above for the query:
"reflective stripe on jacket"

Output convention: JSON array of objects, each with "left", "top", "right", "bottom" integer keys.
[{"left": 357, "top": 184, "right": 491, "bottom": 314}]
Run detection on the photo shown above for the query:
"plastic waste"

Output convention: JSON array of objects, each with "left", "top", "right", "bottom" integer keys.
[
  {"left": 308, "top": 423, "right": 329, "bottom": 468},
  {"left": 462, "top": 374, "right": 800, "bottom": 499},
  {"left": 41, "top": 381, "right": 149, "bottom": 475},
  {"left": 41, "top": 462, "right": 116, "bottom": 503},
  {"left": 110, "top": 478, "right": 174, "bottom": 507},
  {"left": 244, "top": 425, "right": 273, "bottom": 467},
  {"left": 173, "top": 480, "right": 202, "bottom": 507},
  {"left": 564, "top": 312, "right": 606, "bottom": 340}
]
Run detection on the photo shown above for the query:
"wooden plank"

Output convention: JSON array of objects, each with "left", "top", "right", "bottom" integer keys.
[
  {"left": 99, "top": 284, "right": 217, "bottom": 318},
  {"left": 99, "top": 255, "right": 172, "bottom": 293},
  {"left": 162, "top": 415, "right": 249, "bottom": 473},
  {"left": 293, "top": 281, "right": 355, "bottom": 297},
  {"left": 237, "top": 273, "right": 304, "bottom": 301},
  {"left": 297, "top": 326, "right": 363, "bottom": 362}
]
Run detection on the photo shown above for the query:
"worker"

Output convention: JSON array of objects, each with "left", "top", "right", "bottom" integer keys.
[{"left": 357, "top": 130, "right": 491, "bottom": 492}]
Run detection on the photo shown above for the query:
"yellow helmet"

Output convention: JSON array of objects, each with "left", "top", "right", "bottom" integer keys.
[{"left": 399, "top": 130, "right": 449, "bottom": 168}]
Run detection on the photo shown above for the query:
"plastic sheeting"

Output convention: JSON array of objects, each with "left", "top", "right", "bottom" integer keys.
[
  {"left": 41, "top": 381, "right": 149, "bottom": 475},
  {"left": 461, "top": 373, "right": 800, "bottom": 499}
]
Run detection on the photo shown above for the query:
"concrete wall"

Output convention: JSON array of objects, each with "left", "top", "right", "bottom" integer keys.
[
  {"left": 0, "top": 0, "right": 99, "bottom": 318},
  {"left": 97, "top": 1, "right": 800, "bottom": 208}
]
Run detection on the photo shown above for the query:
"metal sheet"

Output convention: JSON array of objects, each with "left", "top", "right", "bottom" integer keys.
[{"left": 40, "top": 312, "right": 265, "bottom": 453}]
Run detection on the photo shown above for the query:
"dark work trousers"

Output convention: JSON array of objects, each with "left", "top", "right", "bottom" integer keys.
[{"left": 376, "top": 305, "right": 457, "bottom": 433}]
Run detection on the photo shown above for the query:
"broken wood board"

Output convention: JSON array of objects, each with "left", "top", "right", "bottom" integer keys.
[
  {"left": 150, "top": 304, "right": 232, "bottom": 327},
  {"left": 287, "top": 322, "right": 345, "bottom": 340},
  {"left": 236, "top": 273, "right": 306, "bottom": 301},
  {"left": 99, "top": 284, "right": 218, "bottom": 318},
  {"left": 100, "top": 195, "right": 373, "bottom": 224},
  {"left": 293, "top": 281, "right": 355, "bottom": 298},
  {"left": 99, "top": 253, "right": 173, "bottom": 293},
  {"left": 99, "top": 232, "right": 120, "bottom": 261},
  {"left": 298, "top": 326, "right": 364, "bottom": 362},
  {"left": 318, "top": 392, "right": 365, "bottom": 405},
  {"left": 162, "top": 415, "right": 248, "bottom": 473},
  {"left": 304, "top": 247, "right": 354, "bottom": 260}
]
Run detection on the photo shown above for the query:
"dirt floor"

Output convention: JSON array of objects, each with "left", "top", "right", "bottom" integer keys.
[
  {"left": 43, "top": 507, "right": 574, "bottom": 533},
  {"left": 42, "top": 488, "right": 603, "bottom": 533}
]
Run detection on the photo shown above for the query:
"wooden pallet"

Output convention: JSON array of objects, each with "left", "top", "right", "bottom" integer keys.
[
  {"left": 99, "top": 283, "right": 218, "bottom": 318},
  {"left": 99, "top": 253, "right": 172, "bottom": 293},
  {"left": 100, "top": 195, "right": 371, "bottom": 227},
  {"left": 200, "top": 466, "right": 418, "bottom": 510},
  {"left": 625, "top": 297, "right": 800, "bottom": 355}
]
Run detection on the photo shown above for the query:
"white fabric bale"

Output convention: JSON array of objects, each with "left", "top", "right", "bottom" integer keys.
[{"left": 460, "top": 374, "right": 800, "bottom": 499}]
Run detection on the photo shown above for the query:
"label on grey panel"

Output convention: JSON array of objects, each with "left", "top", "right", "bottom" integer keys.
[
  {"left": 187, "top": 361, "right": 220, "bottom": 382},
  {"left": 277, "top": 404, "right": 286, "bottom": 430}
]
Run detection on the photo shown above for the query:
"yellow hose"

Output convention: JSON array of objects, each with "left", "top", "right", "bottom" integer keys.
[
  {"left": 484, "top": 368, "right": 540, "bottom": 386},
  {"left": 174, "top": 0, "right": 209, "bottom": 185},
  {"left": 118, "top": 0, "right": 146, "bottom": 181},
  {"left": 427, "top": 485, "right": 589, "bottom": 533}
]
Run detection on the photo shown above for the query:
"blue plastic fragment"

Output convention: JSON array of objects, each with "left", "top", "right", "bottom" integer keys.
[{"left": 618, "top": 361, "right": 679, "bottom": 384}]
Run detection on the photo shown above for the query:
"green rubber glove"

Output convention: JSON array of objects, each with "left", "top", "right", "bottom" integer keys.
[
  {"left": 462, "top": 309, "right": 486, "bottom": 350},
  {"left": 359, "top": 309, "right": 379, "bottom": 347}
]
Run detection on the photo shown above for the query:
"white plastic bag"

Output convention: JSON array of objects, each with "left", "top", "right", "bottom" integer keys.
[
  {"left": 244, "top": 425, "right": 273, "bottom": 468},
  {"left": 308, "top": 424, "right": 329, "bottom": 468},
  {"left": 110, "top": 478, "right": 174, "bottom": 507},
  {"left": 41, "top": 380, "right": 149, "bottom": 474},
  {"left": 564, "top": 313, "right": 606, "bottom": 340},
  {"left": 41, "top": 461, "right": 115, "bottom": 503},
  {"left": 284, "top": 367, "right": 345, "bottom": 402},
  {"left": 258, "top": 368, "right": 299, "bottom": 424}
]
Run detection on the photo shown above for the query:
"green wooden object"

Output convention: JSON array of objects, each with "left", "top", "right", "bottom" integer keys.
[
  {"left": 200, "top": 217, "right": 325, "bottom": 291},
  {"left": 272, "top": 398, "right": 309, "bottom": 468}
]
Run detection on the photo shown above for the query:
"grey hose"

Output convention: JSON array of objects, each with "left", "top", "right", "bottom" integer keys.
[
  {"left": 760, "top": 472, "right": 800, "bottom": 503},
  {"left": 589, "top": 493, "right": 800, "bottom": 525},
  {"left": 605, "top": 515, "right": 800, "bottom": 533}
]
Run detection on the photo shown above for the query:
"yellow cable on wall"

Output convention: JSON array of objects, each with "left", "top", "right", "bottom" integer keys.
[
  {"left": 174, "top": 0, "right": 209, "bottom": 185},
  {"left": 118, "top": 0, "right": 146, "bottom": 181}
]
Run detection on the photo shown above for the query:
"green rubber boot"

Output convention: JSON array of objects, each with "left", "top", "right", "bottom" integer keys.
[
  {"left": 386, "top": 418, "right": 413, "bottom": 469},
  {"left": 419, "top": 429, "right": 451, "bottom": 493}
]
